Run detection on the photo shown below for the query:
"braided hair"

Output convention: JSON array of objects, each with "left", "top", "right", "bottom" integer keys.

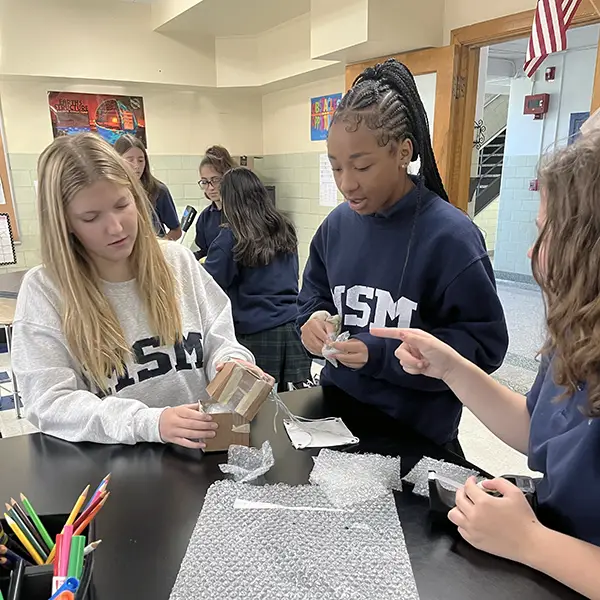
[{"left": 332, "top": 59, "right": 448, "bottom": 202}]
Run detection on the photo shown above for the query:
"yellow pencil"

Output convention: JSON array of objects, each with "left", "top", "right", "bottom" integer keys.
[
  {"left": 4, "top": 513, "right": 44, "bottom": 565},
  {"left": 65, "top": 485, "right": 90, "bottom": 527},
  {"left": 45, "top": 484, "right": 91, "bottom": 565}
]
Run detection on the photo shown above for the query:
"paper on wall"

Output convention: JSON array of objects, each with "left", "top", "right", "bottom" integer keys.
[
  {"left": 319, "top": 154, "right": 337, "bottom": 207},
  {"left": 0, "top": 178, "right": 5, "bottom": 205}
]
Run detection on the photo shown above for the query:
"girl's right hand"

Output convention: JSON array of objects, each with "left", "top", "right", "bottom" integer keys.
[
  {"left": 159, "top": 404, "right": 218, "bottom": 449},
  {"left": 301, "top": 318, "right": 335, "bottom": 356},
  {"left": 369, "top": 327, "right": 463, "bottom": 382}
]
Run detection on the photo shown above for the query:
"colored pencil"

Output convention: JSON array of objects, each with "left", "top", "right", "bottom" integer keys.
[
  {"left": 6, "top": 556, "right": 24, "bottom": 600},
  {"left": 83, "top": 474, "right": 110, "bottom": 512},
  {"left": 58, "top": 525, "right": 73, "bottom": 578},
  {"left": 19, "top": 493, "right": 55, "bottom": 550},
  {"left": 73, "top": 491, "right": 108, "bottom": 531},
  {"left": 6, "top": 504, "right": 48, "bottom": 561},
  {"left": 74, "top": 493, "right": 109, "bottom": 537},
  {"left": 3, "top": 515, "right": 42, "bottom": 566},
  {"left": 53, "top": 535, "right": 62, "bottom": 578},
  {"left": 7, "top": 501, "right": 49, "bottom": 555},
  {"left": 83, "top": 539, "right": 101, "bottom": 556},
  {"left": 64, "top": 485, "right": 90, "bottom": 527},
  {"left": 67, "top": 535, "right": 85, "bottom": 579},
  {"left": 0, "top": 545, "right": 31, "bottom": 566}
]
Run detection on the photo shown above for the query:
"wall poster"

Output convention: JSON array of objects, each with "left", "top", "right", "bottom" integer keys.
[
  {"left": 48, "top": 92, "right": 147, "bottom": 146},
  {"left": 311, "top": 93, "right": 342, "bottom": 141}
]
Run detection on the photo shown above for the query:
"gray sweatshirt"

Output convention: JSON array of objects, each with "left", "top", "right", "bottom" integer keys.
[{"left": 12, "top": 242, "right": 254, "bottom": 445}]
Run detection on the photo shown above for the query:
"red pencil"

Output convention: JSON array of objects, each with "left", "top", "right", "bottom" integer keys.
[
  {"left": 73, "top": 491, "right": 106, "bottom": 530},
  {"left": 74, "top": 493, "right": 109, "bottom": 537}
]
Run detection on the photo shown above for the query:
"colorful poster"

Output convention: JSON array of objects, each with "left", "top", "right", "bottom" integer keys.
[
  {"left": 48, "top": 92, "right": 147, "bottom": 146},
  {"left": 311, "top": 93, "right": 342, "bottom": 141}
]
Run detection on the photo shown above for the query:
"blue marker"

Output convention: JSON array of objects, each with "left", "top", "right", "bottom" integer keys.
[{"left": 49, "top": 577, "right": 79, "bottom": 600}]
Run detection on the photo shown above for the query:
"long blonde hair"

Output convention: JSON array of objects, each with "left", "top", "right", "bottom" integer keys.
[
  {"left": 37, "top": 133, "right": 182, "bottom": 391},
  {"left": 532, "top": 132, "right": 600, "bottom": 417}
]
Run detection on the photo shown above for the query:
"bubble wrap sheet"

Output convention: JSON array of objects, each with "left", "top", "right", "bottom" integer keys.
[
  {"left": 309, "top": 449, "right": 402, "bottom": 507},
  {"left": 219, "top": 441, "right": 274, "bottom": 483},
  {"left": 403, "top": 457, "right": 481, "bottom": 497},
  {"left": 169, "top": 480, "right": 420, "bottom": 600}
]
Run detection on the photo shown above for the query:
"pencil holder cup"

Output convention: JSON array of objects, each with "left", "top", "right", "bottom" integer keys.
[{"left": 0, "top": 514, "right": 95, "bottom": 599}]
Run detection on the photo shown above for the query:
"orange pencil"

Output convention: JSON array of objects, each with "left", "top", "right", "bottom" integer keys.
[{"left": 74, "top": 493, "right": 110, "bottom": 537}]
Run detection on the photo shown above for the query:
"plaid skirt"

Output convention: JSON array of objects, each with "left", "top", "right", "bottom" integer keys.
[{"left": 237, "top": 322, "right": 312, "bottom": 392}]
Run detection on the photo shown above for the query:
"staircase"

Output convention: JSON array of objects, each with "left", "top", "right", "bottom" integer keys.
[{"left": 471, "top": 127, "right": 506, "bottom": 217}]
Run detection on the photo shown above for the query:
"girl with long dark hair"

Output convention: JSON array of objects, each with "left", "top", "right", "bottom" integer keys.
[
  {"left": 114, "top": 135, "right": 181, "bottom": 240},
  {"left": 204, "top": 167, "right": 311, "bottom": 391}
]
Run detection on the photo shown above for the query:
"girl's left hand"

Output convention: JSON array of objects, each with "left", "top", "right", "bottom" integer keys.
[
  {"left": 449, "top": 476, "right": 542, "bottom": 563},
  {"left": 330, "top": 339, "right": 369, "bottom": 369},
  {"left": 216, "top": 358, "right": 276, "bottom": 386}
]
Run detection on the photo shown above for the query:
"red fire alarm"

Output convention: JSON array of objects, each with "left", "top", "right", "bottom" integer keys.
[
  {"left": 529, "top": 179, "right": 539, "bottom": 192},
  {"left": 545, "top": 66, "right": 556, "bottom": 81},
  {"left": 524, "top": 93, "right": 550, "bottom": 120}
]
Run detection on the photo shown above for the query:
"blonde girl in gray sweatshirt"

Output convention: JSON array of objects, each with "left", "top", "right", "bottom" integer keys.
[{"left": 12, "top": 133, "right": 265, "bottom": 448}]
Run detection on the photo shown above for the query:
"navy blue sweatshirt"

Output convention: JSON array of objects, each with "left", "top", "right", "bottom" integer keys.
[
  {"left": 195, "top": 203, "right": 222, "bottom": 259},
  {"left": 152, "top": 183, "right": 180, "bottom": 237},
  {"left": 297, "top": 181, "right": 508, "bottom": 445},
  {"left": 528, "top": 356, "right": 600, "bottom": 546},
  {"left": 204, "top": 227, "right": 299, "bottom": 335}
]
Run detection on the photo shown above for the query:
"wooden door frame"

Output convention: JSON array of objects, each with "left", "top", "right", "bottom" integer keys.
[
  {"left": 449, "top": 1, "right": 600, "bottom": 212},
  {"left": 344, "top": 1, "right": 600, "bottom": 211}
]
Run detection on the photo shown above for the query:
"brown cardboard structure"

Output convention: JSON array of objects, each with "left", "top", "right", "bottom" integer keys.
[{"left": 202, "top": 362, "right": 273, "bottom": 452}]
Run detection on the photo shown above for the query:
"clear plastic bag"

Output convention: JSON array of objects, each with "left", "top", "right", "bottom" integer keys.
[
  {"left": 322, "top": 331, "right": 351, "bottom": 368},
  {"left": 219, "top": 441, "right": 275, "bottom": 483}
]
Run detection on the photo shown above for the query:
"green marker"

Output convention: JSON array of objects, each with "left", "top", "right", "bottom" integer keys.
[
  {"left": 67, "top": 535, "right": 86, "bottom": 579},
  {"left": 19, "top": 494, "right": 55, "bottom": 550}
]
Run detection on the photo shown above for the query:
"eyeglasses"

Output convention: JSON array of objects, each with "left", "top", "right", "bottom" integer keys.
[{"left": 198, "top": 176, "right": 222, "bottom": 189}]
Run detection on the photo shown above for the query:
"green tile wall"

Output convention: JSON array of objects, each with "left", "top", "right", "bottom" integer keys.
[{"left": 2, "top": 152, "right": 337, "bottom": 278}]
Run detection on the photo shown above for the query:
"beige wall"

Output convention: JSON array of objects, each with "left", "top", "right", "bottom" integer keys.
[
  {"left": 0, "top": 0, "right": 216, "bottom": 87},
  {"left": 443, "top": 0, "right": 537, "bottom": 42},
  {"left": 0, "top": 79, "right": 263, "bottom": 156},
  {"left": 262, "top": 75, "right": 345, "bottom": 155}
]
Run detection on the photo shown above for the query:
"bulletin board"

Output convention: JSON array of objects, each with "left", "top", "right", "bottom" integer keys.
[{"left": 0, "top": 122, "right": 19, "bottom": 242}]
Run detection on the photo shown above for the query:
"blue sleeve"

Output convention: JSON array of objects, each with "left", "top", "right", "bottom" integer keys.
[
  {"left": 526, "top": 355, "right": 550, "bottom": 415},
  {"left": 195, "top": 210, "right": 209, "bottom": 259},
  {"left": 156, "top": 186, "right": 180, "bottom": 231},
  {"left": 356, "top": 256, "right": 509, "bottom": 391},
  {"left": 297, "top": 225, "right": 337, "bottom": 328},
  {"left": 203, "top": 230, "right": 238, "bottom": 291}
]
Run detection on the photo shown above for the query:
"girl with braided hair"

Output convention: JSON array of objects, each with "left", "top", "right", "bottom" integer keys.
[{"left": 298, "top": 59, "right": 508, "bottom": 451}]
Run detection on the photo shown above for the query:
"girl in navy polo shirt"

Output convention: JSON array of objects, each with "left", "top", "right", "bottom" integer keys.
[
  {"left": 194, "top": 146, "right": 237, "bottom": 260},
  {"left": 373, "top": 133, "right": 600, "bottom": 598},
  {"left": 114, "top": 135, "right": 181, "bottom": 240},
  {"left": 204, "top": 167, "right": 311, "bottom": 391}
]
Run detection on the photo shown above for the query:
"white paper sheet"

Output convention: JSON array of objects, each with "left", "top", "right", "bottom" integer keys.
[
  {"left": 0, "top": 214, "right": 16, "bottom": 265},
  {"left": 319, "top": 153, "right": 338, "bottom": 207}
]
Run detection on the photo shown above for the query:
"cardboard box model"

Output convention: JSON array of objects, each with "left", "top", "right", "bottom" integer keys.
[{"left": 201, "top": 362, "right": 274, "bottom": 452}]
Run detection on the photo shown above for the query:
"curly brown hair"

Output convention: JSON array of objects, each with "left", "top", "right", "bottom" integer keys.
[{"left": 532, "top": 132, "right": 600, "bottom": 417}]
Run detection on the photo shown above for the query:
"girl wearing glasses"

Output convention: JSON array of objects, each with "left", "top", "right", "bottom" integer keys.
[
  {"left": 195, "top": 146, "right": 237, "bottom": 260},
  {"left": 114, "top": 135, "right": 182, "bottom": 241}
]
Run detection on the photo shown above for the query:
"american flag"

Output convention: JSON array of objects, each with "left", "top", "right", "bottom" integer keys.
[{"left": 524, "top": 0, "right": 583, "bottom": 78}]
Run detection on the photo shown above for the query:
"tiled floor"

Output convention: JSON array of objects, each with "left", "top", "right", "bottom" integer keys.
[{"left": 0, "top": 279, "right": 545, "bottom": 477}]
